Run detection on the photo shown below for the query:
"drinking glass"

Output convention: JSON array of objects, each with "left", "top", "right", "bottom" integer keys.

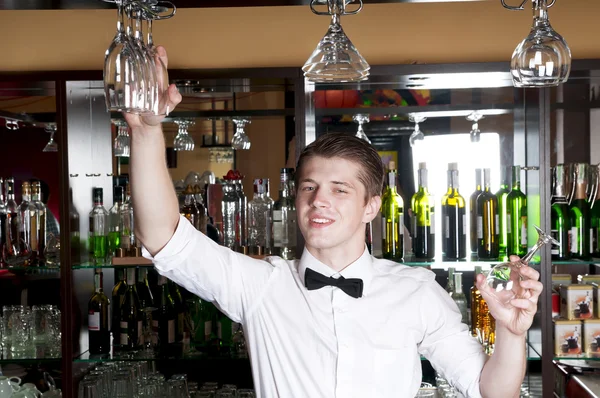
[
  {"left": 408, "top": 114, "right": 426, "bottom": 147},
  {"left": 43, "top": 123, "right": 58, "bottom": 153},
  {"left": 104, "top": 0, "right": 145, "bottom": 113},
  {"left": 237, "top": 390, "right": 256, "bottom": 398},
  {"left": 486, "top": 226, "right": 558, "bottom": 303},
  {"left": 192, "top": 392, "right": 215, "bottom": 398},
  {"left": 174, "top": 119, "right": 195, "bottom": 151},
  {"left": 78, "top": 379, "right": 99, "bottom": 398},
  {"left": 231, "top": 118, "right": 251, "bottom": 150},
  {"left": 9, "top": 308, "right": 32, "bottom": 353},
  {"left": 510, "top": 0, "right": 571, "bottom": 87},
  {"left": 112, "top": 373, "right": 133, "bottom": 398},
  {"left": 353, "top": 114, "right": 370, "bottom": 143},
  {"left": 303, "top": 0, "right": 369, "bottom": 82},
  {"left": 215, "top": 390, "right": 234, "bottom": 398},
  {"left": 167, "top": 379, "right": 187, "bottom": 398}
]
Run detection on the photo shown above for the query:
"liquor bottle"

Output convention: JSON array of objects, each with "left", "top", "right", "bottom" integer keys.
[
  {"left": 452, "top": 272, "right": 469, "bottom": 326},
  {"left": 4, "top": 178, "right": 22, "bottom": 265},
  {"left": 120, "top": 184, "right": 136, "bottom": 256},
  {"left": 111, "top": 269, "right": 127, "bottom": 348},
  {"left": 411, "top": 162, "right": 435, "bottom": 260},
  {"left": 0, "top": 178, "right": 6, "bottom": 267},
  {"left": 108, "top": 186, "right": 124, "bottom": 257},
  {"left": 234, "top": 179, "right": 248, "bottom": 250},
  {"left": 273, "top": 168, "right": 297, "bottom": 260},
  {"left": 445, "top": 267, "right": 456, "bottom": 296},
  {"left": 154, "top": 275, "right": 176, "bottom": 350},
  {"left": 551, "top": 164, "right": 571, "bottom": 260},
  {"left": 17, "top": 181, "right": 33, "bottom": 265},
  {"left": 88, "top": 269, "right": 111, "bottom": 354},
  {"left": 248, "top": 178, "right": 274, "bottom": 255},
  {"left": 569, "top": 163, "right": 591, "bottom": 259},
  {"left": 476, "top": 169, "right": 499, "bottom": 259},
  {"left": 170, "top": 280, "right": 185, "bottom": 343},
  {"left": 470, "top": 265, "right": 483, "bottom": 337},
  {"left": 382, "top": 161, "right": 404, "bottom": 261},
  {"left": 89, "top": 188, "right": 109, "bottom": 264},
  {"left": 136, "top": 267, "right": 154, "bottom": 309},
  {"left": 69, "top": 188, "right": 81, "bottom": 264},
  {"left": 506, "top": 165, "right": 528, "bottom": 257},
  {"left": 118, "top": 268, "right": 142, "bottom": 351},
  {"left": 591, "top": 165, "right": 600, "bottom": 257},
  {"left": 470, "top": 169, "right": 483, "bottom": 253},
  {"left": 474, "top": 271, "right": 496, "bottom": 354},
  {"left": 441, "top": 163, "right": 466, "bottom": 260},
  {"left": 31, "top": 181, "right": 46, "bottom": 264},
  {"left": 221, "top": 182, "right": 238, "bottom": 250},
  {"left": 180, "top": 185, "right": 207, "bottom": 234},
  {"left": 496, "top": 167, "right": 511, "bottom": 256}
]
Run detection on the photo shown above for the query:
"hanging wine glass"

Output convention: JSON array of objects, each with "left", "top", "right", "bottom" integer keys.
[
  {"left": 408, "top": 114, "right": 426, "bottom": 148},
  {"left": 104, "top": 0, "right": 145, "bottom": 113},
  {"left": 173, "top": 119, "right": 195, "bottom": 151},
  {"left": 467, "top": 112, "right": 483, "bottom": 143},
  {"left": 303, "top": 0, "right": 369, "bottom": 82},
  {"left": 506, "top": 0, "right": 571, "bottom": 87},
  {"left": 231, "top": 118, "right": 251, "bottom": 150},
  {"left": 486, "top": 225, "right": 558, "bottom": 303},
  {"left": 353, "top": 114, "right": 370, "bottom": 143},
  {"left": 142, "top": 6, "right": 170, "bottom": 116},
  {"left": 112, "top": 119, "right": 130, "bottom": 157},
  {"left": 42, "top": 123, "right": 58, "bottom": 153},
  {"left": 130, "top": 6, "right": 158, "bottom": 115}
]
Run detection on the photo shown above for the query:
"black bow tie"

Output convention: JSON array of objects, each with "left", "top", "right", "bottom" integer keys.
[{"left": 304, "top": 268, "right": 364, "bottom": 298}]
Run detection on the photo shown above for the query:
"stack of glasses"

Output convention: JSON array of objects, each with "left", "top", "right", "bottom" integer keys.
[
  {"left": 1, "top": 304, "right": 61, "bottom": 357},
  {"left": 103, "top": 0, "right": 175, "bottom": 115},
  {"left": 78, "top": 362, "right": 257, "bottom": 398}
]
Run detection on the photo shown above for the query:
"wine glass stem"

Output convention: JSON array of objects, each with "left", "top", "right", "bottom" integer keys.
[
  {"left": 533, "top": 0, "right": 549, "bottom": 26},
  {"left": 117, "top": 2, "right": 126, "bottom": 34},
  {"left": 146, "top": 19, "right": 154, "bottom": 48},
  {"left": 521, "top": 239, "right": 545, "bottom": 264}
]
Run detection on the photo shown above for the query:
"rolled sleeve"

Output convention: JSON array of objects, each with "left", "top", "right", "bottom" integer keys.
[
  {"left": 418, "top": 281, "right": 487, "bottom": 398},
  {"left": 143, "top": 215, "right": 275, "bottom": 323}
]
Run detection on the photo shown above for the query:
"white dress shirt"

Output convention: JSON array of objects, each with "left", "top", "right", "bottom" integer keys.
[{"left": 143, "top": 216, "right": 488, "bottom": 398}]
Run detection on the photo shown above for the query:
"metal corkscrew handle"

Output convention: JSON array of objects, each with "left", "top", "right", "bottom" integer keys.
[
  {"left": 500, "top": 0, "right": 556, "bottom": 11},
  {"left": 309, "top": 0, "right": 363, "bottom": 16}
]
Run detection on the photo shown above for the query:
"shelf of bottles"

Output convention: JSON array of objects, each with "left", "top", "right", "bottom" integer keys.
[{"left": 0, "top": 177, "right": 60, "bottom": 274}]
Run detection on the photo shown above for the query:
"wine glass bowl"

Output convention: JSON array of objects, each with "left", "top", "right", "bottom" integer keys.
[
  {"left": 173, "top": 119, "right": 195, "bottom": 151},
  {"left": 486, "top": 226, "right": 558, "bottom": 302},
  {"left": 408, "top": 114, "right": 426, "bottom": 148},
  {"left": 353, "top": 114, "right": 370, "bottom": 143},
  {"left": 43, "top": 123, "right": 58, "bottom": 153},
  {"left": 231, "top": 118, "right": 251, "bottom": 150}
]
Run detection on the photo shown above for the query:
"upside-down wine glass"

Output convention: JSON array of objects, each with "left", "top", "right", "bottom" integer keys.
[
  {"left": 143, "top": 10, "right": 170, "bottom": 116},
  {"left": 231, "top": 118, "right": 251, "bottom": 150},
  {"left": 43, "top": 123, "right": 58, "bottom": 152},
  {"left": 174, "top": 119, "right": 195, "bottom": 151},
  {"left": 467, "top": 112, "right": 483, "bottom": 144},
  {"left": 302, "top": 0, "right": 369, "bottom": 82},
  {"left": 486, "top": 225, "right": 558, "bottom": 303},
  {"left": 131, "top": 5, "right": 158, "bottom": 115},
  {"left": 509, "top": 0, "right": 571, "bottom": 87},
  {"left": 408, "top": 114, "right": 426, "bottom": 148},
  {"left": 113, "top": 119, "right": 130, "bottom": 157},
  {"left": 353, "top": 114, "right": 370, "bottom": 143}
]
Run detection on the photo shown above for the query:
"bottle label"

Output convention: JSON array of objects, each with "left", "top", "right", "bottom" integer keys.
[
  {"left": 551, "top": 229, "right": 560, "bottom": 255},
  {"left": 462, "top": 214, "right": 467, "bottom": 235},
  {"left": 399, "top": 214, "right": 404, "bottom": 235},
  {"left": 381, "top": 216, "right": 386, "bottom": 238},
  {"left": 520, "top": 216, "right": 528, "bottom": 245},
  {"left": 430, "top": 212, "right": 435, "bottom": 233},
  {"left": 444, "top": 216, "right": 450, "bottom": 239},
  {"left": 591, "top": 228, "right": 595, "bottom": 254},
  {"left": 593, "top": 228, "right": 599, "bottom": 254},
  {"left": 119, "top": 321, "right": 128, "bottom": 345},
  {"left": 205, "top": 320, "right": 213, "bottom": 340},
  {"left": 168, "top": 320, "right": 175, "bottom": 344},
  {"left": 571, "top": 227, "right": 578, "bottom": 253},
  {"left": 88, "top": 312, "right": 100, "bottom": 331},
  {"left": 495, "top": 214, "right": 499, "bottom": 235},
  {"left": 273, "top": 211, "right": 283, "bottom": 246},
  {"left": 507, "top": 214, "right": 512, "bottom": 234},
  {"left": 477, "top": 216, "right": 483, "bottom": 239}
]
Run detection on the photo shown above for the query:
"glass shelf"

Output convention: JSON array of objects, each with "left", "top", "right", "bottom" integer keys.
[
  {"left": 75, "top": 346, "right": 249, "bottom": 363},
  {"left": 552, "top": 258, "right": 600, "bottom": 266},
  {"left": 0, "top": 267, "right": 60, "bottom": 280},
  {"left": 73, "top": 259, "right": 153, "bottom": 269},
  {"left": 0, "top": 344, "right": 61, "bottom": 364}
]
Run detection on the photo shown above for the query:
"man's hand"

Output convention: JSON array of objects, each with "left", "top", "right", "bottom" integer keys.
[
  {"left": 123, "top": 46, "right": 182, "bottom": 129},
  {"left": 476, "top": 255, "right": 543, "bottom": 336}
]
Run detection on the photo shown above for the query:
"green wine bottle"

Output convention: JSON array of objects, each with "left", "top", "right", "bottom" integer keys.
[
  {"left": 551, "top": 164, "right": 571, "bottom": 260},
  {"left": 89, "top": 188, "right": 108, "bottom": 264},
  {"left": 476, "top": 168, "right": 499, "bottom": 259},
  {"left": 496, "top": 167, "right": 511, "bottom": 256},
  {"left": 108, "top": 186, "right": 123, "bottom": 257},
  {"left": 382, "top": 161, "right": 404, "bottom": 261},
  {"left": 470, "top": 169, "right": 483, "bottom": 253},
  {"left": 506, "top": 166, "right": 527, "bottom": 256},
  {"left": 590, "top": 165, "right": 600, "bottom": 257},
  {"left": 118, "top": 268, "right": 142, "bottom": 351},
  {"left": 570, "top": 163, "right": 591, "bottom": 259},
  {"left": 411, "top": 162, "right": 435, "bottom": 260},
  {"left": 441, "top": 163, "right": 466, "bottom": 260}
]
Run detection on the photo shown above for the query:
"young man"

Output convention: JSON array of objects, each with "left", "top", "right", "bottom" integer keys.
[{"left": 126, "top": 47, "right": 543, "bottom": 398}]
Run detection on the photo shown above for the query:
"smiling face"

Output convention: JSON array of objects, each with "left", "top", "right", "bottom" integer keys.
[{"left": 296, "top": 155, "right": 381, "bottom": 264}]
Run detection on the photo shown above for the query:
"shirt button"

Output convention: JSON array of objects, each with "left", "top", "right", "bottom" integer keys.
[{"left": 336, "top": 307, "right": 347, "bottom": 313}]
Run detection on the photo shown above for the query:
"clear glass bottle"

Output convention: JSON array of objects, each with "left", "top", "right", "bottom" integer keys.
[
  {"left": 445, "top": 267, "right": 456, "bottom": 296},
  {"left": 411, "top": 162, "right": 435, "bottom": 260},
  {"left": 180, "top": 185, "right": 207, "bottom": 234},
  {"left": 109, "top": 186, "right": 124, "bottom": 257},
  {"left": 120, "top": 184, "right": 136, "bottom": 256},
  {"left": 452, "top": 272, "right": 469, "bottom": 326},
  {"left": 221, "top": 181, "right": 238, "bottom": 250},
  {"left": 31, "top": 181, "right": 46, "bottom": 264},
  {"left": 0, "top": 178, "right": 6, "bottom": 268},
  {"left": 4, "top": 178, "right": 24, "bottom": 266},
  {"left": 248, "top": 178, "right": 274, "bottom": 255},
  {"left": 234, "top": 179, "right": 248, "bottom": 250},
  {"left": 17, "top": 181, "right": 33, "bottom": 265},
  {"left": 89, "top": 187, "right": 109, "bottom": 264},
  {"left": 273, "top": 168, "right": 297, "bottom": 260},
  {"left": 382, "top": 161, "right": 404, "bottom": 261}
]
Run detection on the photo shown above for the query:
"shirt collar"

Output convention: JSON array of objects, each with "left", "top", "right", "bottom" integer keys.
[{"left": 297, "top": 246, "right": 374, "bottom": 294}]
